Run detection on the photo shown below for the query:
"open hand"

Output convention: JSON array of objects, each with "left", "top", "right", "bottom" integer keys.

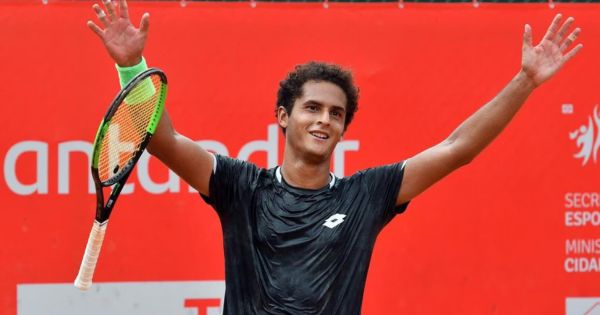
[
  {"left": 522, "top": 14, "right": 583, "bottom": 87},
  {"left": 87, "top": 0, "right": 149, "bottom": 67}
]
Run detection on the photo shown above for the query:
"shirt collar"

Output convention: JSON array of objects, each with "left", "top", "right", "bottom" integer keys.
[{"left": 276, "top": 166, "right": 336, "bottom": 189}]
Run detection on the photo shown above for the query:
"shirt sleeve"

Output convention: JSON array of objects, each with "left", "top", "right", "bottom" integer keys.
[
  {"left": 361, "top": 161, "right": 409, "bottom": 222},
  {"left": 200, "top": 154, "right": 259, "bottom": 216}
]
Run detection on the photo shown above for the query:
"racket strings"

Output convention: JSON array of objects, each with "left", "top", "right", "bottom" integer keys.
[{"left": 98, "top": 74, "right": 164, "bottom": 183}]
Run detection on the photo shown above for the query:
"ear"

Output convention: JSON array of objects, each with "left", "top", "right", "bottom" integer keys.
[{"left": 277, "top": 106, "right": 289, "bottom": 129}]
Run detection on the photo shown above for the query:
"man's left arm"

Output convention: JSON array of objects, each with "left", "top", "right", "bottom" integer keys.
[{"left": 396, "top": 14, "right": 583, "bottom": 206}]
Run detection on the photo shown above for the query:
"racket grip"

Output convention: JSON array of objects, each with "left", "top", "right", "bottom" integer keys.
[{"left": 74, "top": 220, "right": 108, "bottom": 291}]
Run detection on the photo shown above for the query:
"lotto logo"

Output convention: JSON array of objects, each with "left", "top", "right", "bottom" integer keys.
[{"left": 323, "top": 213, "right": 347, "bottom": 229}]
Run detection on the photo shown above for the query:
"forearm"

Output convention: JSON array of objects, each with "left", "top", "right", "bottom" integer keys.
[
  {"left": 146, "top": 110, "right": 178, "bottom": 156},
  {"left": 115, "top": 58, "right": 177, "bottom": 155},
  {"left": 114, "top": 58, "right": 213, "bottom": 194},
  {"left": 447, "top": 70, "right": 536, "bottom": 163}
]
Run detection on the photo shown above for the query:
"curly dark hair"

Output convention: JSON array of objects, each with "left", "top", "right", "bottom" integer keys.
[{"left": 276, "top": 61, "right": 359, "bottom": 133}]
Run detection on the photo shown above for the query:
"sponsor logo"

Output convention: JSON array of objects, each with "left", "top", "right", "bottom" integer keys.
[
  {"left": 17, "top": 281, "right": 225, "bottom": 315},
  {"left": 323, "top": 213, "right": 346, "bottom": 229},
  {"left": 3, "top": 124, "right": 360, "bottom": 195},
  {"left": 566, "top": 297, "right": 600, "bottom": 315},
  {"left": 569, "top": 105, "right": 600, "bottom": 166}
]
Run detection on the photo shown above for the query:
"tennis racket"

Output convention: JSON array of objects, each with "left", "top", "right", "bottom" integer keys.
[{"left": 74, "top": 68, "right": 167, "bottom": 291}]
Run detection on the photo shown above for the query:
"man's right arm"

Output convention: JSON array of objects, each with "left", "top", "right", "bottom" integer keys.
[
  {"left": 88, "top": 0, "right": 213, "bottom": 196},
  {"left": 145, "top": 107, "right": 214, "bottom": 196}
]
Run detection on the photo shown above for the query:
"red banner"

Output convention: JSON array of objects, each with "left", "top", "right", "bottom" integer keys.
[{"left": 1, "top": 2, "right": 600, "bottom": 314}]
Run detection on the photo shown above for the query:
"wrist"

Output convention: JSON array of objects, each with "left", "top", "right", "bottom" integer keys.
[
  {"left": 516, "top": 69, "right": 538, "bottom": 90},
  {"left": 116, "top": 57, "right": 148, "bottom": 88},
  {"left": 117, "top": 56, "right": 143, "bottom": 68}
]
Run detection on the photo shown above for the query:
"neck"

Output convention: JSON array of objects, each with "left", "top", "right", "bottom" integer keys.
[{"left": 280, "top": 151, "right": 331, "bottom": 190}]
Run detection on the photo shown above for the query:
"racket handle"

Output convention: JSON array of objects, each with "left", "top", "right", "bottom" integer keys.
[{"left": 74, "top": 220, "right": 108, "bottom": 291}]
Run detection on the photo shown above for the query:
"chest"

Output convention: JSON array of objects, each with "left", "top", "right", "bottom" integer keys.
[{"left": 251, "top": 189, "right": 375, "bottom": 257}]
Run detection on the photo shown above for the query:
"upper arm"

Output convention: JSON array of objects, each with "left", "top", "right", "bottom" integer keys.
[
  {"left": 396, "top": 140, "right": 469, "bottom": 206},
  {"left": 147, "top": 111, "right": 214, "bottom": 196},
  {"left": 154, "top": 133, "right": 214, "bottom": 196}
]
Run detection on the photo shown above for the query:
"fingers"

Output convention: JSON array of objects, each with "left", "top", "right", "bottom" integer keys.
[
  {"left": 92, "top": 4, "right": 109, "bottom": 27},
  {"left": 91, "top": 1, "right": 147, "bottom": 37},
  {"left": 119, "top": 0, "right": 129, "bottom": 19},
  {"left": 103, "top": 0, "right": 118, "bottom": 22},
  {"left": 563, "top": 43, "right": 583, "bottom": 64},
  {"left": 542, "top": 14, "right": 562, "bottom": 42},
  {"left": 87, "top": 20, "right": 104, "bottom": 39},
  {"left": 539, "top": 14, "right": 582, "bottom": 58},
  {"left": 561, "top": 27, "right": 581, "bottom": 52},
  {"left": 554, "top": 16, "right": 574, "bottom": 43},
  {"left": 523, "top": 24, "right": 533, "bottom": 50},
  {"left": 139, "top": 13, "right": 150, "bottom": 35}
]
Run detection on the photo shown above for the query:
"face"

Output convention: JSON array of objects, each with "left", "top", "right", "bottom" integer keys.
[{"left": 278, "top": 80, "right": 347, "bottom": 163}]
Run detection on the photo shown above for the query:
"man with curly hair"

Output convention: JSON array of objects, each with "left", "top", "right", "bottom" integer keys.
[{"left": 87, "top": 1, "right": 582, "bottom": 313}]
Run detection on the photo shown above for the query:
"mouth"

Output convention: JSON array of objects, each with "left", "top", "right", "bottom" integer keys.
[{"left": 309, "top": 131, "right": 330, "bottom": 140}]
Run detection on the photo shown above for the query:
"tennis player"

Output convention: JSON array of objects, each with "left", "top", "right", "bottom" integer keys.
[{"left": 88, "top": 1, "right": 581, "bottom": 314}]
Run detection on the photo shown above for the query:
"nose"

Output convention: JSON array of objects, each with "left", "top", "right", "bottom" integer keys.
[{"left": 317, "top": 111, "right": 331, "bottom": 125}]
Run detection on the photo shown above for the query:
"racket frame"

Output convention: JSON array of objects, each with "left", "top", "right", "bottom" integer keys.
[
  {"left": 92, "top": 68, "right": 167, "bottom": 222},
  {"left": 75, "top": 68, "right": 167, "bottom": 290}
]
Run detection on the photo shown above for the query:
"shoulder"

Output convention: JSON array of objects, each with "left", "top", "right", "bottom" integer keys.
[
  {"left": 213, "top": 154, "right": 274, "bottom": 185},
  {"left": 214, "top": 154, "right": 258, "bottom": 172},
  {"left": 340, "top": 161, "right": 407, "bottom": 184}
]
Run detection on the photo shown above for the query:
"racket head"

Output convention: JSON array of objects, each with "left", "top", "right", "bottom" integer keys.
[
  {"left": 75, "top": 68, "right": 167, "bottom": 290},
  {"left": 91, "top": 68, "right": 167, "bottom": 187}
]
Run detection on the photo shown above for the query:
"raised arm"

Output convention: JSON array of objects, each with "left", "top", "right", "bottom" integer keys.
[
  {"left": 397, "top": 14, "right": 583, "bottom": 206},
  {"left": 88, "top": 0, "right": 213, "bottom": 196}
]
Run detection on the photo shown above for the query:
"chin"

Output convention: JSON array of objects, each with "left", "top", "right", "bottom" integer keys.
[{"left": 303, "top": 147, "right": 334, "bottom": 164}]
